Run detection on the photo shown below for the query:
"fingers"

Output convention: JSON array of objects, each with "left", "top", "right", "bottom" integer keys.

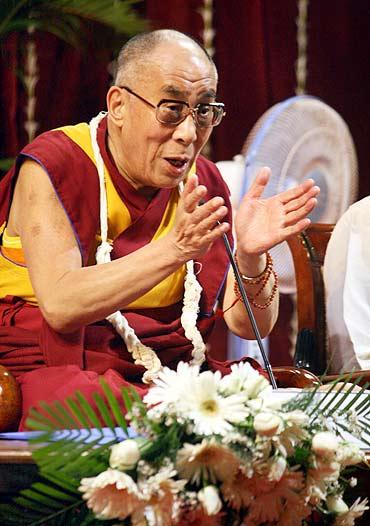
[
  {"left": 175, "top": 176, "right": 230, "bottom": 258},
  {"left": 284, "top": 197, "right": 318, "bottom": 227},
  {"left": 279, "top": 179, "right": 319, "bottom": 205},
  {"left": 284, "top": 185, "right": 320, "bottom": 213},
  {"left": 182, "top": 174, "right": 207, "bottom": 212},
  {"left": 246, "top": 167, "right": 271, "bottom": 199},
  {"left": 182, "top": 175, "right": 228, "bottom": 226}
]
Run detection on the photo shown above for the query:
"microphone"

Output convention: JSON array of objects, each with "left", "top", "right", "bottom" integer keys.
[
  {"left": 198, "top": 198, "right": 277, "bottom": 388},
  {"left": 219, "top": 226, "right": 277, "bottom": 389}
]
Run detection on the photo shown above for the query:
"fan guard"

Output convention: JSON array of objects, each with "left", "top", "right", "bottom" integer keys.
[{"left": 240, "top": 95, "right": 358, "bottom": 294}]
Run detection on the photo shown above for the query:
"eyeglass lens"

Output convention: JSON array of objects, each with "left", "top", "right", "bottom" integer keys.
[{"left": 157, "top": 102, "right": 224, "bottom": 127}]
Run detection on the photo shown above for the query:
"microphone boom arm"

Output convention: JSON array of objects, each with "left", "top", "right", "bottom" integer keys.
[{"left": 220, "top": 227, "right": 278, "bottom": 389}]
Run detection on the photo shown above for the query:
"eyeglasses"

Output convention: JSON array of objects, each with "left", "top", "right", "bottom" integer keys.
[{"left": 119, "top": 85, "right": 226, "bottom": 128}]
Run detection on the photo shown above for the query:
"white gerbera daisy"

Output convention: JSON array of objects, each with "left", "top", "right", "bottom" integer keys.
[
  {"left": 183, "top": 370, "right": 250, "bottom": 436},
  {"left": 176, "top": 439, "right": 239, "bottom": 484},
  {"left": 79, "top": 468, "right": 145, "bottom": 520},
  {"left": 144, "top": 362, "right": 200, "bottom": 415}
]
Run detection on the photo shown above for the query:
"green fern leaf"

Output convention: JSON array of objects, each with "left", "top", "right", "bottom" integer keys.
[
  {"left": 92, "top": 392, "right": 115, "bottom": 430},
  {"left": 99, "top": 377, "right": 129, "bottom": 433}
]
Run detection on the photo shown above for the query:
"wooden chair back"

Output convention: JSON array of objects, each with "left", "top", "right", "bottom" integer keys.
[{"left": 286, "top": 223, "right": 335, "bottom": 374}]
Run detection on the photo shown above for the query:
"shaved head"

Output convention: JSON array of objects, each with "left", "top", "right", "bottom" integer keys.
[{"left": 114, "top": 29, "right": 217, "bottom": 86}]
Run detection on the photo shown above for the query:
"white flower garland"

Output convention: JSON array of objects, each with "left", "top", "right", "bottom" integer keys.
[{"left": 89, "top": 112, "right": 207, "bottom": 383}]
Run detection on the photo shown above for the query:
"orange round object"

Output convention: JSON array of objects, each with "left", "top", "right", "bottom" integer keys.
[{"left": 0, "top": 365, "right": 22, "bottom": 431}]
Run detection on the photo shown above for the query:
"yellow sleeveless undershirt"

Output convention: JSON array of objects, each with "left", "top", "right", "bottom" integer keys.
[{"left": 0, "top": 123, "right": 193, "bottom": 308}]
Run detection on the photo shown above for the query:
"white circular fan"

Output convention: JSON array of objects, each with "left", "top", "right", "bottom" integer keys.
[{"left": 239, "top": 95, "right": 358, "bottom": 294}]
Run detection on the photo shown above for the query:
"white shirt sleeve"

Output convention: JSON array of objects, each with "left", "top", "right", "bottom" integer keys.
[
  {"left": 342, "top": 198, "right": 370, "bottom": 370},
  {"left": 324, "top": 208, "right": 357, "bottom": 372}
]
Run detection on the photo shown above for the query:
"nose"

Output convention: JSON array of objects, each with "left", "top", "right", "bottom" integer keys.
[{"left": 172, "top": 112, "right": 198, "bottom": 145}]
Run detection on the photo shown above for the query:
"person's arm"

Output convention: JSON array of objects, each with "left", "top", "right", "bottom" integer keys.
[
  {"left": 341, "top": 202, "right": 370, "bottom": 369},
  {"left": 10, "top": 161, "right": 229, "bottom": 334},
  {"left": 223, "top": 167, "right": 319, "bottom": 339}
]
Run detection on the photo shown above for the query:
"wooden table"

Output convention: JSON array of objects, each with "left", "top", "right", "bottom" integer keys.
[{"left": 0, "top": 440, "right": 38, "bottom": 501}]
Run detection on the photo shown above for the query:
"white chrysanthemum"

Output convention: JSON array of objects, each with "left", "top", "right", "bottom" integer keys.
[
  {"left": 182, "top": 370, "right": 250, "bottom": 436},
  {"left": 79, "top": 468, "right": 145, "bottom": 520},
  {"left": 333, "top": 498, "right": 369, "bottom": 526},
  {"left": 220, "top": 361, "right": 271, "bottom": 399},
  {"left": 144, "top": 362, "right": 200, "bottom": 415},
  {"left": 176, "top": 439, "right": 239, "bottom": 484}
]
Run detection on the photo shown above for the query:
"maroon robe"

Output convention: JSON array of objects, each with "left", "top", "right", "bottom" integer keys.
[{"left": 0, "top": 118, "right": 265, "bottom": 429}]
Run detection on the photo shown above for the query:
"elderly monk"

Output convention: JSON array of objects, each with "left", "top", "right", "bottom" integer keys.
[{"left": 0, "top": 30, "right": 319, "bottom": 428}]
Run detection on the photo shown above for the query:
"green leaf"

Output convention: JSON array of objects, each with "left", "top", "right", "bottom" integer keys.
[
  {"left": 121, "top": 386, "right": 133, "bottom": 413},
  {"left": 31, "top": 482, "right": 77, "bottom": 502},
  {"left": 0, "top": 0, "right": 148, "bottom": 46},
  {"left": 65, "top": 396, "right": 92, "bottom": 429},
  {"left": 75, "top": 391, "right": 104, "bottom": 431},
  {"left": 92, "top": 392, "right": 115, "bottom": 430},
  {"left": 99, "top": 377, "right": 129, "bottom": 434}
]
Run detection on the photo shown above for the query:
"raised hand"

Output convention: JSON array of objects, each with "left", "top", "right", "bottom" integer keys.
[
  {"left": 169, "top": 174, "right": 230, "bottom": 261},
  {"left": 235, "top": 167, "right": 320, "bottom": 256}
]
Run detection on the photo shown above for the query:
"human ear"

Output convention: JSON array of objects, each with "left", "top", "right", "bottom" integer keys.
[{"left": 106, "top": 86, "right": 126, "bottom": 125}]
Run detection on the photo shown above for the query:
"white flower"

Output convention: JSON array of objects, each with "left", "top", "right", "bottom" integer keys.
[
  {"left": 136, "top": 463, "right": 186, "bottom": 526},
  {"left": 220, "top": 361, "right": 271, "bottom": 399},
  {"left": 310, "top": 458, "right": 341, "bottom": 481},
  {"left": 79, "top": 468, "right": 145, "bottom": 520},
  {"left": 327, "top": 495, "right": 349, "bottom": 514},
  {"left": 312, "top": 431, "right": 339, "bottom": 458},
  {"left": 253, "top": 412, "right": 283, "bottom": 437},
  {"left": 267, "top": 456, "right": 287, "bottom": 481},
  {"left": 333, "top": 498, "right": 369, "bottom": 526},
  {"left": 144, "top": 362, "right": 200, "bottom": 415},
  {"left": 110, "top": 439, "right": 141, "bottom": 470},
  {"left": 275, "top": 416, "right": 310, "bottom": 457},
  {"left": 283, "top": 410, "right": 309, "bottom": 426},
  {"left": 183, "top": 370, "right": 250, "bottom": 436},
  {"left": 176, "top": 439, "right": 239, "bottom": 484},
  {"left": 336, "top": 442, "right": 365, "bottom": 467},
  {"left": 198, "top": 485, "right": 222, "bottom": 515}
]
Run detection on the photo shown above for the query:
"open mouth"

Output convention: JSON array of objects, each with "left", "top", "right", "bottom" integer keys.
[{"left": 165, "top": 158, "right": 188, "bottom": 168}]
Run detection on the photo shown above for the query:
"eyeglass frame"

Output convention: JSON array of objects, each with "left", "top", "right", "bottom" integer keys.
[{"left": 118, "top": 85, "right": 226, "bottom": 128}]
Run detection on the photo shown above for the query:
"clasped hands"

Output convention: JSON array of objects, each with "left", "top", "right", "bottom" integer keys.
[{"left": 171, "top": 166, "right": 320, "bottom": 269}]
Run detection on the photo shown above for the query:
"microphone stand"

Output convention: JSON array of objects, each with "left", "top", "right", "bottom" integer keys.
[{"left": 219, "top": 226, "right": 278, "bottom": 389}]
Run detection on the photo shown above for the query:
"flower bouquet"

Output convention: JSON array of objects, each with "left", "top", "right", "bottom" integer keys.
[{"left": 0, "top": 362, "right": 369, "bottom": 525}]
